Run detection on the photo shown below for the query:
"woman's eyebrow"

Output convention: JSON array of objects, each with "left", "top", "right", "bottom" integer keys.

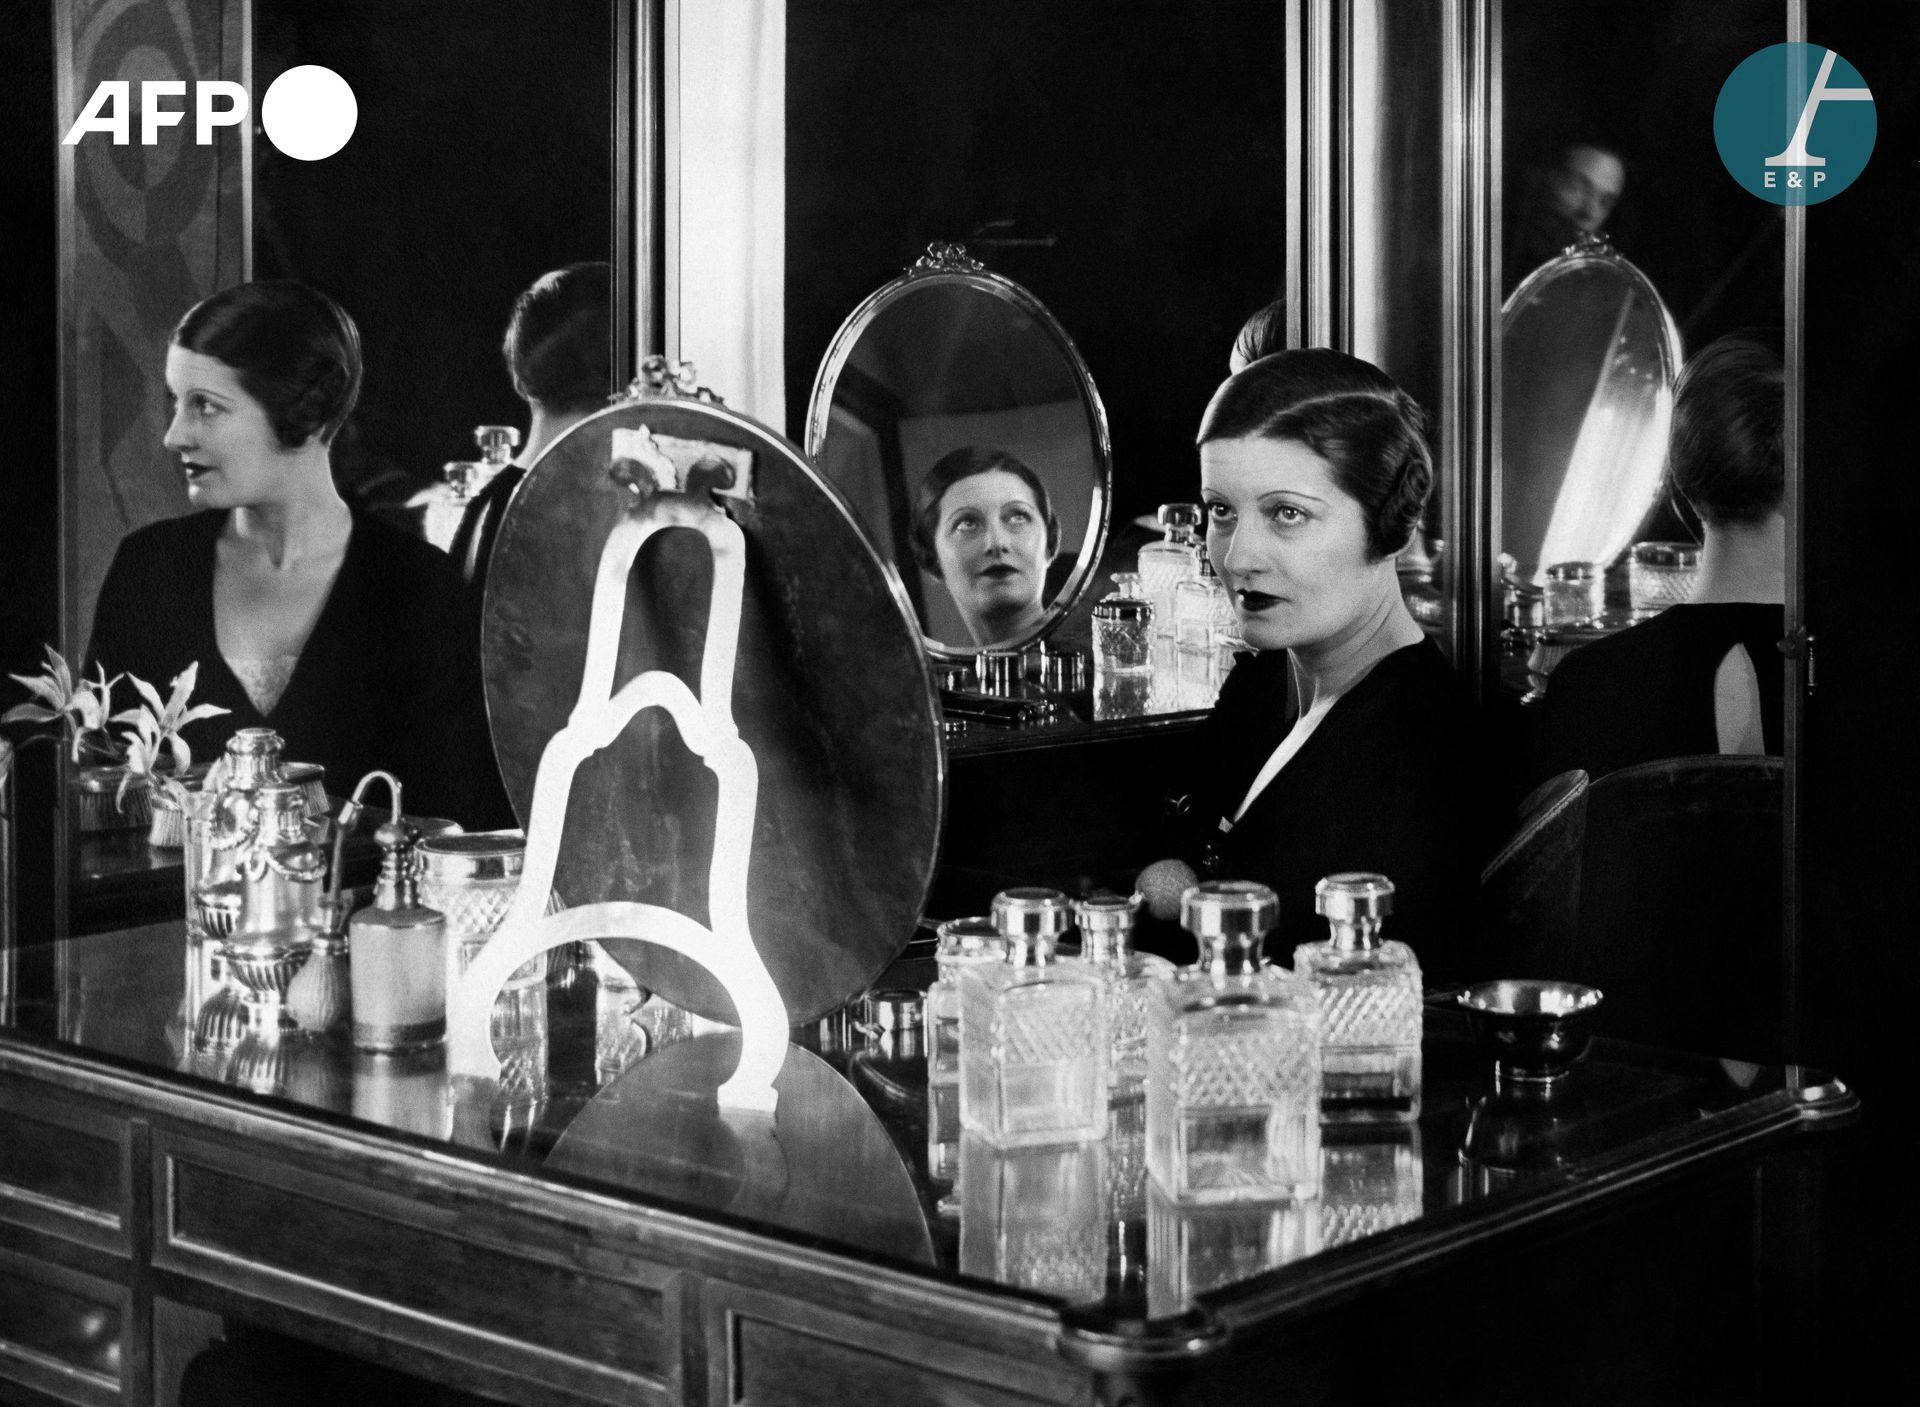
[{"left": 1259, "top": 488, "right": 1327, "bottom": 507}]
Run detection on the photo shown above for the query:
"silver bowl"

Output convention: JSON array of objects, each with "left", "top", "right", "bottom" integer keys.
[{"left": 1458, "top": 979, "right": 1604, "bottom": 1086}]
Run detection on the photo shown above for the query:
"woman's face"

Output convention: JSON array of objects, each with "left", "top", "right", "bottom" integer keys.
[
  {"left": 932, "top": 468, "right": 1051, "bottom": 631},
  {"left": 1200, "top": 436, "right": 1392, "bottom": 654},
  {"left": 162, "top": 346, "right": 298, "bottom": 510}
]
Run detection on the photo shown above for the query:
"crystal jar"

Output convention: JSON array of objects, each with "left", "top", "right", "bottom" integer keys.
[
  {"left": 927, "top": 916, "right": 1005, "bottom": 1085},
  {"left": 1093, "top": 574, "right": 1155, "bottom": 673},
  {"left": 417, "top": 832, "right": 548, "bottom": 1103},
  {"left": 1628, "top": 541, "right": 1701, "bottom": 617},
  {"left": 1543, "top": 561, "right": 1605, "bottom": 628}
]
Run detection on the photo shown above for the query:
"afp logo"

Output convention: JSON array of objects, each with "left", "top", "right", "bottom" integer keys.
[
  {"left": 62, "top": 64, "right": 358, "bottom": 161},
  {"left": 1714, "top": 43, "right": 1874, "bottom": 206}
]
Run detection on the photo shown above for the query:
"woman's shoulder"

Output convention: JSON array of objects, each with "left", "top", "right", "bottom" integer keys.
[
  {"left": 101, "top": 511, "right": 222, "bottom": 588},
  {"left": 346, "top": 511, "right": 468, "bottom": 592}
]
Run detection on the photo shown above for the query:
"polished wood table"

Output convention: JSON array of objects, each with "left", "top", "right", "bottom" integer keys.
[{"left": 0, "top": 923, "right": 1856, "bottom": 1407}]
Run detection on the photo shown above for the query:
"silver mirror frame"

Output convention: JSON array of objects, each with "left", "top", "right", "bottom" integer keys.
[
  {"left": 1498, "top": 232, "right": 1686, "bottom": 586},
  {"left": 803, "top": 243, "right": 1114, "bottom": 664}
]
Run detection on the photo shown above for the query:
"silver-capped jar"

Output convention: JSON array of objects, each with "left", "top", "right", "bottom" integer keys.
[
  {"left": 416, "top": 832, "right": 547, "bottom": 985},
  {"left": 417, "top": 831, "right": 547, "bottom": 1105}
]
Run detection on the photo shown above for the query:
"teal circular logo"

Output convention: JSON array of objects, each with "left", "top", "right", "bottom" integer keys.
[{"left": 1715, "top": 43, "right": 1874, "bottom": 205}]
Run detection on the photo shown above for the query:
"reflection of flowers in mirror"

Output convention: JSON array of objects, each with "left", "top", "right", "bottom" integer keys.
[{"left": 3, "top": 645, "right": 120, "bottom": 763}]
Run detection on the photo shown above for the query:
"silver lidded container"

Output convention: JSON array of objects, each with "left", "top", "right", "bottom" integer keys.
[{"left": 417, "top": 831, "right": 549, "bottom": 1106}]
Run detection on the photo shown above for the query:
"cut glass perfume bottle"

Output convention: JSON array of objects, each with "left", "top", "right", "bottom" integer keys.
[
  {"left": 1147, "top": 880, "right": 1322, "bottom": 1204},
  {"left": 959, "top": 888, "right": 1108, "bottom": 1147},
  {"left": 1293, "top": 872, "right": 1422, "bottom": 1123},
  {"left": 1073, "top": 893, "right": 1176, "bottom": 1094},
  {"left": 1136, "top": 504, "right": 1204, "bottom": 639}
]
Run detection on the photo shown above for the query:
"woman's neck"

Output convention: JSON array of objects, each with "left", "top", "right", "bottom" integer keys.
[
  {"left": 1287, "top": 584, "right": 1424, "bottom": 713},
  {"left": 226, "top": 451, "right": 352, "bottom": 569},
  {"left": 1687, "top": 513, "right": 1785, "bottom": 605},
  {"left": 519, "top": 401, "right": 598, "bottom": 466}
]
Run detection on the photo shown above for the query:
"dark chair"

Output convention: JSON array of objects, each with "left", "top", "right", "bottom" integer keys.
[
  {"left": 1569, "top": 754, "right": 1785, "bottom": 1064},
  {"left": 1470, "top": 768, "right": 1588, "bottom": 979}
]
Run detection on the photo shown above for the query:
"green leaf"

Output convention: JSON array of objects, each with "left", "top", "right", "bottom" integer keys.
[
  {"left": 129, "top": 672, "right": 166, "bottom": 719},
  {"left": 2, "top": 702, "right": 60, "bottom": 726},
  {"left": 9, "top": 672, "right": 64, "bottom": 710}
]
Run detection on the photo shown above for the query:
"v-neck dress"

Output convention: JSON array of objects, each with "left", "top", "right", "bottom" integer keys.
[
  {"left": 1168, "top": 640, "right": 1508, "bottom": 977},
  {"left": 87, "top": 510, "right": 512, "bottom": 829}
]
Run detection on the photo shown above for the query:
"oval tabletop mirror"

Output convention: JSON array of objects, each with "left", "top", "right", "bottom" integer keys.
[
  {"left": 806, "top": 243, "right": 1112, "bottom": 661},
  {"left": 481, "top": 377, "right": 943, "bottom": 1025},
  {"left": 1501, "top": 235, "right": 1684, "bottom": 589}
]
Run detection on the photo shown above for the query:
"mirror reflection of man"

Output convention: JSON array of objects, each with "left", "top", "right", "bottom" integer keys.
[{"left": 1507, "top": 140, "right": 1627, "bottom": 292}]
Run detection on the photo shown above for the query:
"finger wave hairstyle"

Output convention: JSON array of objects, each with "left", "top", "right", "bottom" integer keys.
[
  {"left": 1197, "top": 347, "right": 1433, "bottom": 561},
  {"left": 173, "top": 280, "right": 363, "bottom": 448}
]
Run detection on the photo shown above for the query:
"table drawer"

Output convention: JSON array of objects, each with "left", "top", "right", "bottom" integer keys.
[
  {"left": 153, "top": 1131, "right": 680, "bottom": 1407},
  {"left": 0, "top": 1074, "right": 133, "bottom": 1256},
  {"left": 0, "top": 1246, "right": 127, "bottom": 1407}
]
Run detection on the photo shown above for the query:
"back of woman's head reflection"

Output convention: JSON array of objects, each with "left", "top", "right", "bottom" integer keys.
[{"left": 908, "top": 445, "right": 1062, "bottom": 647}]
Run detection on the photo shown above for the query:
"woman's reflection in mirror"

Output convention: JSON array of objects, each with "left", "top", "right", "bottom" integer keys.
[
  {"left": 86, "top": 281, "right": 512, "bottom": 828},
  {"left": 1532, "top": 334, "right": 1785, "bottom": 784},
  {"left": 1135, "top": 351, "right": 1506, "bottom": 974},
  {"left": 449, "top": 262, "right": 613, "bottom": 593},
  {"left": 1507, "top": 140, "right": 1627, "bottom": 290},
  {"left": 908, "top": 446, "right": 1061, "bottom": 648}
]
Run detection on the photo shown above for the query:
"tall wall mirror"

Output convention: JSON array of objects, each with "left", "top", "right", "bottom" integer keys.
[
  {"left": 1488, "top": 0, "right": 1798, "bottom": 1060},
  {"left": 50, "top": 0, "right": 617, "bottom": 931}
]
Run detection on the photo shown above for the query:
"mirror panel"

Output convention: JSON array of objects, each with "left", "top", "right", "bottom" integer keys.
[
  {"left": 1500, "top": 242, "right": 1682, "bottom": 590},
  {"left": 252, "top": 0, "right": 614, "bottom": 522},
  {"left": 807, "top": 250, "right": 1110, "bottom": 656}
]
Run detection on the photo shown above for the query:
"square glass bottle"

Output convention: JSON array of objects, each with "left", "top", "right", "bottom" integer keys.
[
  {"left": 926, "top": 915, "right": 1004, "bottom": 1086},
  {"left": 1293, "top": 873, "right": 1422, "bottom": 1124},
  {"left": 1073, "top": 893, "right": 1176, "bottom": 1095},
  {"left": 1146, "top": 880, "right": 1322, "bottom": 1204},
  {"left": 1136, "top": 503, "right": 1204, "bottom": 638},
  {"left": 959, "top": 888, "right": 1108, "bottom": 1147}
]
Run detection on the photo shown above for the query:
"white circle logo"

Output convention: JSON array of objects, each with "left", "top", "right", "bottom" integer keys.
[{"left": 260, "top": 65, "right": 357, "bottom": 161}]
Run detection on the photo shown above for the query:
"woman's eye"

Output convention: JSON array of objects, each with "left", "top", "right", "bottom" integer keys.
[
  {"left": 1205, "top": 502, "right": 1234, "bottom": 525},
  {"left": 1270, "top": 503, "right": 1306, "bottom": 525},
  {"left": 948, "top": 515, "right": 981, "bottom": 536},
  {"left": 1005, "top": 507, "right": 1032, "bottom": 525}
]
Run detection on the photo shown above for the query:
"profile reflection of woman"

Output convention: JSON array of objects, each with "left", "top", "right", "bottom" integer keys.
[
  {"left": 907, "top": 446, "right": 1061, "bottom": 647},
  {"left": 85, "top": 281, "right": 511, "bottom": 828},
  {"left": 1137, "top": 350, "right": 1505, "bottom": 972}
]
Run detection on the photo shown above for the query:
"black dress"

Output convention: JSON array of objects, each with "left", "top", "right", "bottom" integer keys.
[
  {"left": 86, "top": 510, "right": 513, "bottom": 830},
  {"left": 1166, "top": 640, "right": 1507, "bottom": 978},
  {"left": 1531, "top": 603, "right": 1785, "bottom": 786}
]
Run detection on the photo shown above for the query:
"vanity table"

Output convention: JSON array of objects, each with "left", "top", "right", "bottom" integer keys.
[{"left": 0, "top": 920, "right": 1854, "bottom": 1407}]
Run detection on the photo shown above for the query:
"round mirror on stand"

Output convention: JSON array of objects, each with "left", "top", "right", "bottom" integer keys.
[
  {"left": 1500, "top": 234, "right": 1685, "bottom": 597},
  {"left": 806, "top": 244, "right": 1112, "bottom": 662}
]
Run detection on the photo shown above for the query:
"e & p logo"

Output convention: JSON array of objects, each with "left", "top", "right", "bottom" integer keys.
[
  {"left": 62, "top": 64, "right": 358, "bottom": 162},
  {"left": 1714, "top": 43, "right": 1874, "bottom": 206}
]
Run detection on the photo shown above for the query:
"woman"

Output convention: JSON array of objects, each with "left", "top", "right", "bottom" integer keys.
[
  {"left": 87, "top": 280, "right": 511, "bottom": 828},
  {"left": 1140, "top": 350, "right": 1503, "bottom": 972},
  {"left": 1533, "top": 333, "right": 1785, "bottom": 782},
  {"left": 908, "top": 445, "right": 1061, "bottom": 647},
  {"left": 449, "top": 262, "right": 612, "bottom": 593}
]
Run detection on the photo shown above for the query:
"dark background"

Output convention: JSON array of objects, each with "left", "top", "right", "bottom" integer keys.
[{"left": 785, "top": 0, "right": 1292, "bottom": 533}]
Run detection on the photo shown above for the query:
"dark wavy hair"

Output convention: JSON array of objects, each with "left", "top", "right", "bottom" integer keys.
[
  {"left": 173, "top": 281, "right": 362, "bottom": 448},
  {"left": 503, "top": 262, "right": 612, "bottom": 410},
  {"left": 1669, "top": 332, "right": 1784, "bottom": 526},
  {"left": 908, "top": 445, "right": 1061, "bottom": 576},
  {"left": 1196, "top": 348, "right": 1433, "bottom": 561}
]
